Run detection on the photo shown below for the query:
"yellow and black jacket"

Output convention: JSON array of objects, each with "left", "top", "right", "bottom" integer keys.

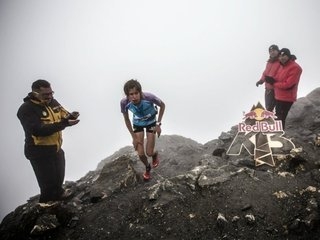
[{"left": 17, "top": 93, "right": 71, "bottom": 159}]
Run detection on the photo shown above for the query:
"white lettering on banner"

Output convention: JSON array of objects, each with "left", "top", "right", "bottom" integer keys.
[{"left": 238, "top": 120, "right": 283, "bottom": 133}]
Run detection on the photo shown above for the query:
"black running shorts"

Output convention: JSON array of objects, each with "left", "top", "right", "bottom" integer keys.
[{"left": 133, "top": 122, "right": 156, "bottom": 133}]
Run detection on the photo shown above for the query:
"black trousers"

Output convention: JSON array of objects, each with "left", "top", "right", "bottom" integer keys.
[
  {"left": 265, "top": 89, "right": 276, "bottom": 112},
  {"left": 29, "top": 149, "right": 65, "bottom": 203},
  {"left": 275, "top": 100, "right": 293, "bottom": 129}
]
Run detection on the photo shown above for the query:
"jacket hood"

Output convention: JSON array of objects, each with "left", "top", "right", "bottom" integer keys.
[
  {"left": 281, "top": 58, "right": 296, "bottom": 66},
  {"left": 23, "top": 92, "right": 42, "bottom": 104}
]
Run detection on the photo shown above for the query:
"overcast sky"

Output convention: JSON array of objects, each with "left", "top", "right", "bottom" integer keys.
[{"left": 1, "top": 0, "right": 319, "bottom": 221}]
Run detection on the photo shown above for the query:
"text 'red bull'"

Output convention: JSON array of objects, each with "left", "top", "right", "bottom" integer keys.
[{"left": 238, "top": 120, "right": 283, "bottom": 132}]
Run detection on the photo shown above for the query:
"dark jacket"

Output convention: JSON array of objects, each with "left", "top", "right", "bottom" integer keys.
[{"left": 17, "top": 93, "right": 70, "bottom": 159}]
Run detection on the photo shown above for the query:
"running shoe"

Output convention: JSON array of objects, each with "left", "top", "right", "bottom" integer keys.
[
  {"left": 152, "top": 153, "right": 159, "bottom": 168},
  {"left": 143, "top": 164, "right": 151, "bottom": 180}
]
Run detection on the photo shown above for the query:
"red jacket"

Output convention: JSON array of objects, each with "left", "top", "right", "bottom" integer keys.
[
  {"left": 273, "top": 59, "right": 302, "bottom": 102},
  {"left": 260, "top": 58, "right": 281, "bottom": 90}
]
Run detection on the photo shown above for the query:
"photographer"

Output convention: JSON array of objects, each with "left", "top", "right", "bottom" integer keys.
[{"left": 17, "top": 79, "right": 80, "bottom": 203}]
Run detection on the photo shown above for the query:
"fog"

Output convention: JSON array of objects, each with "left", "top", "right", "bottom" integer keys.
[{"left": 1, "top": 0, "right": 319, "bottom": 221}]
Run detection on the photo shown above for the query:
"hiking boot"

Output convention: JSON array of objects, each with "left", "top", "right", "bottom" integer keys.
[
  {"left": 143, "top": 164, "right": 151, "bottom": 180},
  {"left": 152, "top": 153, "right": 159, "bottom": 168},
  {"left": 37, "top": 201, "right": 59, "bottom": 208}
]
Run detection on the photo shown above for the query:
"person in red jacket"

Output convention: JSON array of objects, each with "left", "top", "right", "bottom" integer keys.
[
  {"left": 265, "top": 48, "right": 302, "bottom": 129},
  {"left": 256, "top": 44, "right": 281, "bottom": 111}
]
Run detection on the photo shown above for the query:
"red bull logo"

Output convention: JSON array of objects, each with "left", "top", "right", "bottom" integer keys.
[
  {"left": 238, "top": 120, "right": 282, "bottom": 132},
  {"left": 243, "top": 111, "right": 257, "bottom": 120},
  {"left": 227, "top": 102, "right": 295, "bottom": 167},
  {"left": 242, "top": 108, "right": 276, "bottom": 121},
  {"left": 261, "top": 110, "right": 276, "bottom": 119}
]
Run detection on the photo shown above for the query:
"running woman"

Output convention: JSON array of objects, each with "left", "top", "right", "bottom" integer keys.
[{"left": 120, "top": 79, "right": 165, "bottom": 180}]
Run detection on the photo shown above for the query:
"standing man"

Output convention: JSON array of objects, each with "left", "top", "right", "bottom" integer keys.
[
  {"left": 265, "top": 48, "right": 302, "bottom": 129},
  {"left": 256, "top": 44, "right": 281, "bottom": 111},
  {"left": 17, "top": 79, "right": 80, "bottom": 203},
  {"left": 121, "top": 79, "right": 165, "bottom": 180}
]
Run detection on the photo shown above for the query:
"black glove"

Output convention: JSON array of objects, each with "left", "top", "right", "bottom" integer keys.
[
  {"left": 265, "top": 76, "right": 275, "bottom": 84},
  {"left": 256, "top": 79, "right": 264, "bottom": 87}
]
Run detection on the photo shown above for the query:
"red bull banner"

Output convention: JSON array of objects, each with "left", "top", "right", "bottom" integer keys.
[{"left": 227, "top": 102, "right": 295, "bottom": 167}]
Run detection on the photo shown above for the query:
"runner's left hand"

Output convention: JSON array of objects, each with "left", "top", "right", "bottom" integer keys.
[{"left": 154, "top": 125, "right": 161, "bottom": 138}]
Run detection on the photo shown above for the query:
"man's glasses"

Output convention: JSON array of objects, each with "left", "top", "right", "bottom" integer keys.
[
  {"left": 34, "top": 91, "right": 55, "bottom": 97},
  {"left": 41, "top": 91, "right": 54, "bottom": 97}
]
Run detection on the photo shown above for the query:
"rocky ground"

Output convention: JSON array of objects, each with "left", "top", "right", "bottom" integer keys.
[{"left": 1, "top": 88, "right": 320, "bottom": 240}]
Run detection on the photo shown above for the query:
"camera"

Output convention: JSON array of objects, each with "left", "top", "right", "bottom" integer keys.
[{"left": 67, "top": 111, "right": 79, "bottom": 120}]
